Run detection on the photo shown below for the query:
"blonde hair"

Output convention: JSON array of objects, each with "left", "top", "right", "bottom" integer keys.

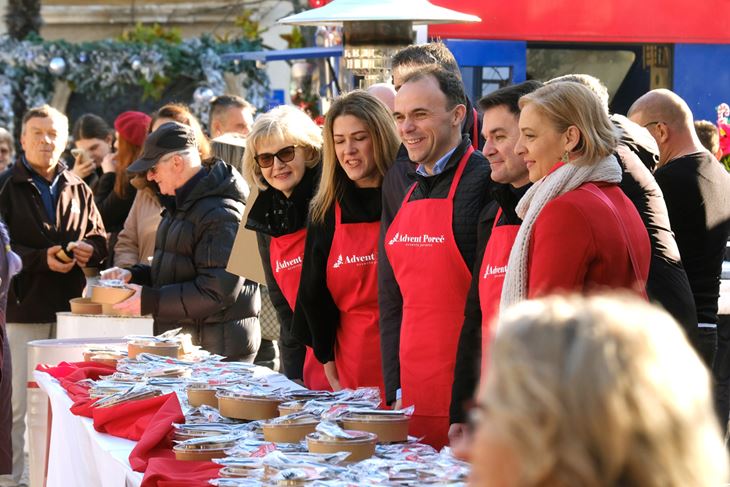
[
  {"left": 479, "top": 294, "right": 728, "bottom": 487},
  {"left": 310, "top": 91, "right": 399, "bottom": 223},
  {"left": 519, "top": 82, "right": 617, "bottom": 165},
  {"left": 242, "top": 105, "right": 322, "bottom": 190}
]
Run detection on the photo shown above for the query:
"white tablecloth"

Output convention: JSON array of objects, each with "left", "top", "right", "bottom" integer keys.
[
  {"left": 34, "top": 365, "right": 304, "bottom": 487},
  {"left": 35, "top": 370, "right": 144, "bottom": 487}
]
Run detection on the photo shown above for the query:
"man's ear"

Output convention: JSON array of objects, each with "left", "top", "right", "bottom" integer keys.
[
  {"left": 453, "top": 104, "right": 467, "bottom": 127},
  {"left": 655, "top": 122, "right": 671, "bottom": 144}
]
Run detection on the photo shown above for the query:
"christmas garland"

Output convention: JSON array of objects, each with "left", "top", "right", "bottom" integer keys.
[{"left": 0, "top": 34, "right": 270, "bottom": 133}]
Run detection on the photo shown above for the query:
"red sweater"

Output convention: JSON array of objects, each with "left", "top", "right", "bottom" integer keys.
[{"left": 527, "top": 182, "right": 651, "bottom": 298}]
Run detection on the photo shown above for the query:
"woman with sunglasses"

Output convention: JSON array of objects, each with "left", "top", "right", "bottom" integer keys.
[
  {"left": 292, "top": 91, "right": 399, "bottom": 396},
  {"left": 243, "top": 105, "right": 330, "bottom": 389}
]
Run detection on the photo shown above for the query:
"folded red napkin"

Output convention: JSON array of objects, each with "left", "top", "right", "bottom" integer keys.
[
  {"left": 128, "top": 393, "right": 184, "bottom": 471},
  {"left": 139, "top": 458, "right": 221, "bottom": 487},
  {"left": 93, "top": 392, "right": 182, "bottom": 442}
]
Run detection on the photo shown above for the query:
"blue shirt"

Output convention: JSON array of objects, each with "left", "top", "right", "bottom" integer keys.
[
  {"left": 21, "top": 156, "right": 63, "bottom": 226},
  {"left": 416, "top": 146, "right": 458, "bottom": 177}
]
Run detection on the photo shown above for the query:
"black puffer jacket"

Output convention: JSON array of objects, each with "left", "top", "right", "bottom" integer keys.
[
  {"left": 134, "top": 159, "right": 260, "bottom": 361},
  {"left": 379, "top": 136, "right": 492, "bottom": 404}
]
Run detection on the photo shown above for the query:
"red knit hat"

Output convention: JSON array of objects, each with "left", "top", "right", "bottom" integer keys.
[{"left": 114, "top": 111, "right": 152, "bottom": 147}]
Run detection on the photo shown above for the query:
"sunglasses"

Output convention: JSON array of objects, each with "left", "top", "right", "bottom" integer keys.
[{"left": 254, "top": 145, "right": 297, "bottom": 168}]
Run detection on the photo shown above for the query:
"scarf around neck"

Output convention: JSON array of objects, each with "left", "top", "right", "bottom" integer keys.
[{"left": 499, "top": 155, "right": 623, "bottom": 320}]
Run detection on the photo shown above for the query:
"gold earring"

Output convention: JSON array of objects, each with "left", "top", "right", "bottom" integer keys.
[{"left": 561, "top": 151, "right": 570, "bottom": 163}]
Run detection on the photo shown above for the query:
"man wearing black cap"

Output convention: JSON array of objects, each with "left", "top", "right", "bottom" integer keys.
[{"left": 104, "top": 122, "right": 261, "bottom": 361}]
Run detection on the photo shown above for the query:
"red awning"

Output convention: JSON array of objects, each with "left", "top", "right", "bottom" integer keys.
[{"left": 428, "top": 0, "right": 730, "bottom": 44}]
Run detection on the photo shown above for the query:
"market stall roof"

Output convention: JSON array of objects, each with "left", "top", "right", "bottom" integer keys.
[
  {"left": 278, "top": 0, "right": 480, "bottom": 26},
  {"left": 221, "top": 46, "right": 343, "bottom": 63},
  {"left": 428, "top": 0, "right": 730, "bottom": 44}
]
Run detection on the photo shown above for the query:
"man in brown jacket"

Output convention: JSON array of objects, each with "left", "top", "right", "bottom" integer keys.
[{"left": 0, "top": 105, "right": 107, "bottom": 486}]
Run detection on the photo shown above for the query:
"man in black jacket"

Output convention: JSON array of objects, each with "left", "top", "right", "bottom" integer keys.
[
  {"left": 0, "top": 104, "right": 107, "bottom": 486},
  {"left": 380, "top": 66, "right": 491, "bottom": 448},
  {"left": 449, "top": 81, "right": 541, "bottom": 446},
  {"left": 108, "top": 122, "right": 261, "bottom": 361}
]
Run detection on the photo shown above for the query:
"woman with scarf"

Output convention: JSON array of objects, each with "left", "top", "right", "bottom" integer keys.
[
  {"left": 243, "top": 106, "right": 328, "bottom": 389},
  {"left": 500, "top": 82, "right": 650, "bottom": 312},
  {"left": 292, "top": 91, "right": 399, "bottom": 396}
]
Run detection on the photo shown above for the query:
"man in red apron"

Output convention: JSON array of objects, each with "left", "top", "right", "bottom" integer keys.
[
  {"left": 382, "top": 66, "right": 492, "bottom": 449},
  {"left": 447, "top": 81, "right": 542, "bottom": 450}
]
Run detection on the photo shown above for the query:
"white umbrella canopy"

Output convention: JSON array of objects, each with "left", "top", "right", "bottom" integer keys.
[{"left": 278, "top": 0, "right": 481, "bottom": 26}]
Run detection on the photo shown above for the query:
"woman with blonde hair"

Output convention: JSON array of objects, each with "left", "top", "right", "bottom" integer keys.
[
  {"left": 293, "top": 91, "right": 399, "bottom": 395},
  {"left": 242, "top": 105, "right": 328, "bottom": 389},
  {"left": 469, "top": 294, "right": 729, "bottom": 487},
  {"left": 501, "top": 82, "right": 651, "bottom": 310}
]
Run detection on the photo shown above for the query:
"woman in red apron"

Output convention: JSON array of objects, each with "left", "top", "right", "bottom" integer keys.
[
  {"left": 292, "top": 91, "right": 399, "bottom": 398},
  {"left": 242, "top": 105, "right": 330, "bottom": 390}
]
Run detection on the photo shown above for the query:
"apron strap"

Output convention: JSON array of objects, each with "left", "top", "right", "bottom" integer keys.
[
  {"left": 334, "top": 200, "right": 342, "bottom": 224},
  {"left": 579, "top": 183, "right": 645, "bottom": 296},
  {"left": 471, "top": 108, "right": 480, "bottom": 151},
  {"left": 447, "top": 145, "right": 475, "bottom": 200},
  {"left": 491, "top": 207, "right": 503, "bottom": 231}
]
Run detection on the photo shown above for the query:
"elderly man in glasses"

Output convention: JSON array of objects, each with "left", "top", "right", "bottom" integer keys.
[{"left": 104, "top": 121, "right": 261, "bottom": 362}]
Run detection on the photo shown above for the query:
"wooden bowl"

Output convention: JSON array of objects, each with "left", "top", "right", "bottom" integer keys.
[
  {"left": 186, "top": 386, "right": 218, "bottom": 408},
  {"left": 217, "top": 393, "right": 281, "bottom": 420},
  {"left": 341, "top": 413, "right": 410, "bottom": 443},
  {"left": 100, "top": 302, "right": 134, "bottom": 316},
  {"left": 306, "top": 430, "right": 377, "bottom": 462},
  {"left": 70, "top": 297, "right": 102, "bottom": 315},
  {"left": 127, "top": 341, "right": 181, "bottom": 359},
  {"left": 91, "top": 285, "right": 134, "bottom": 304},
  {"left": 262, "top": 417, "right": 318, "bottom": 443}
]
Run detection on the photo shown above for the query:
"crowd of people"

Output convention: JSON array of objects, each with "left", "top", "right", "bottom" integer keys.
[{"left": 0, "top": 40, "right": 729, "bottom": 486}]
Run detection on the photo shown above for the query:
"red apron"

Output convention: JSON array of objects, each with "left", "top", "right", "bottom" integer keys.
[
  {"left": 325, "top": 202, "right": 385, "bottom": 397},
  {"left": 269, "top": 229, "right": 331, "bottom": 391},
  {"left": 384, "top": 146, "right": 474, "bottom": 449},
  {"left": 477, "top": 208, "right": 520, "bottom": 375}
]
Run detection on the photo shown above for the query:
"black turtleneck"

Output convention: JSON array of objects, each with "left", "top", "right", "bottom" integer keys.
[{"left": 291, "top": 174, "right": 382, "bottom": 364}]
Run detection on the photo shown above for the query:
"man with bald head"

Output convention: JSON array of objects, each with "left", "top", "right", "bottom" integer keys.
[
  {"left": 629, "top": 90, "right": 730, "bottom": 370},
  {"left": 366, "top": 83, "right": 397, "bottom": 111}
]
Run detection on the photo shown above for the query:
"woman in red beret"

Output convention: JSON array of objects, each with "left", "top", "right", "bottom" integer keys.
[{"left": 94, "top": 111, "right": 151, "bottom": 262}]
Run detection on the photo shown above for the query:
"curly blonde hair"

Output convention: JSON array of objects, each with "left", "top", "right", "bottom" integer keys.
[{"left": 479, "top": 294, "right": 728, "bottom": 487}]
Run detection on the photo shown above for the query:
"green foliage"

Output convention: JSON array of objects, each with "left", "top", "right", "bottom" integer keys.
[
  {"left": 280, "top": 26, "right": 305, "bottom": 49},
  {"left": 118, "top": 23, "right": 183, "bottom": 44},
  {"left": 233, "top": 10, "right": 268, "bottom": 42}
]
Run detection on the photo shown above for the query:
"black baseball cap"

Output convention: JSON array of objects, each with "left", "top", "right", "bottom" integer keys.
[{"left": 127, "top": 122, "right": 197, "bottom": 173}]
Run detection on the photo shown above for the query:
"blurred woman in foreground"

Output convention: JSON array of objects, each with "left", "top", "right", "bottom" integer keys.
[{"left": 469, "top": 294, "right": 728, "bottom": 487}]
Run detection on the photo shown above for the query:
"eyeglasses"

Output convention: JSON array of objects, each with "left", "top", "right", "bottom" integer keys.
[
  {"left": 149, "top": 153, "right": 177, "bottom": 175},
  {"left": 254, "top": 145, "right": 297, "bottom": 168}
]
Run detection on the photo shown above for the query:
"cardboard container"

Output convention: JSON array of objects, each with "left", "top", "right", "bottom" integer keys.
[
  {"left": 127, "top": 341, "right": 181, "bottom": 359},
  {"left": 217, "top": 392, "right": 281, "bottom": 420},
  {"left": 172, "top": 444, "right": 230, "bottom": 462},
  {"left": 341, "top": 413, "right": 409, "bottom": 443},
  {"left": 262, "top": 417, "right": 318, "bottom": 443},
  {"left": 82, "top": 351, "right": 123, "bottom": 368},
  {"left": 186, "top": 386, "right": 218, "bottom": 408},
  {"left": 278, "top": 400, "right": 306, "bottom": 417},
  {"left": 91, "top": 285, "right": 135, "bottom": 305},
  {"left": 69, "top": 298, "right": 102, "bottom": 315},
  {"left": 306, "top": 431, "right": 377, "bottom": 462}
]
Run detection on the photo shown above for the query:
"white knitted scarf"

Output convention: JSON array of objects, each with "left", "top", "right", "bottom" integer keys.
[{"left": 499, "top": 155, "right": 623, "bottom": 317}]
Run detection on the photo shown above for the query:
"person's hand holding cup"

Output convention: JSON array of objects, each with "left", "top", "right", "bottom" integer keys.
[{"left": 100, "top": 267, "right": 132, "bottom": 283}]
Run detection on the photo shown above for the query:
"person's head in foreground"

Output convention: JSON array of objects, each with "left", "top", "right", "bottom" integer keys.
[{"left": 469, "top": 294, "right": 728, "bottom": 487}]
